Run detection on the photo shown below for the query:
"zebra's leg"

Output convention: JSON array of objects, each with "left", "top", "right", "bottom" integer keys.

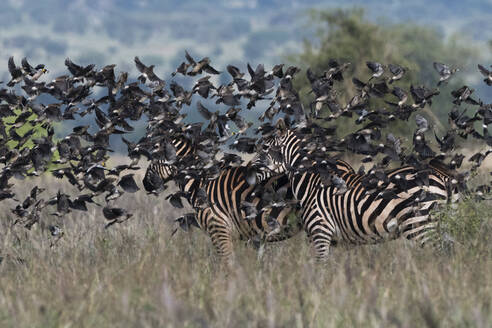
[
  {"left": 199, "top": 208, "right": 234, "bottom": 261},
  {"left": 194, "top": 208, "right": 233, "bottom": 260},
  {"left": 209, "top": 224, "right": 234, "bottom": 260},
  {"left": 304, "top": 212, "right": 334, "bottom": 261}
]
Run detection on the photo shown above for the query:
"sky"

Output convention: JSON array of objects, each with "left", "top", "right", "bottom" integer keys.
[{"left": 1, "top": 0, "right": 490, "bottom": 151}]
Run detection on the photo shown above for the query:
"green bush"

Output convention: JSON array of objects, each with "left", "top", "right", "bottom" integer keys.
[{"left": 287, "top": 8, "right": 478, "bottom": 137}]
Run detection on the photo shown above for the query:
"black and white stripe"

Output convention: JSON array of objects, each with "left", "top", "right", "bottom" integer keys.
[
  {"left": 144, "top": 138, "right": 306, "bottom": 258},
  {"left": 145, "top": 138, "right": 194, "bottom": 183},
  {"left": 260, "top": 130, "right": 452, "bottom": 260},
  {"left": 178, "top": 167, "right": 299, "bottom": 258}
]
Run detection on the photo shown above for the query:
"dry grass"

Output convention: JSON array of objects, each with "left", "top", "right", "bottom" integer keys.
[{"left": 0, "top": 172, "right": 491, "bottom": 327}]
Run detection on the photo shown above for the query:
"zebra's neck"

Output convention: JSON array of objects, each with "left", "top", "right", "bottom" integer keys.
[
  {"left": 281, "top": 131, "right": 303, "bottom": 169},
  {"left": 173, "top": 137, "right": 193, "bottom": 157},
  {"left": 179, "top": 175, "right": 204, "bottom": 208},
  {"left": 278, "top": 131, "right": 318, "bottom": 204}
]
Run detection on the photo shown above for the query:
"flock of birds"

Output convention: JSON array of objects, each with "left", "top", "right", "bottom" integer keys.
[{"left": 0, "top": 51, "right": 491, "bottom": 255}]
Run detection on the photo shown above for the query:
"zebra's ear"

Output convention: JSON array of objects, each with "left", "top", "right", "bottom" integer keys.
[{"left": 275, "top": 118, "right": 287, "bottom": 133}]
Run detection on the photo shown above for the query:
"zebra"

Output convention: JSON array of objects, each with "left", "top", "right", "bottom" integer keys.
[
  {"left": 144, "top": 137, "right": 358, "bottom": 259},
  {"left": 255, "top": 125, "right": 455, "bottom": 260},
  {"left": 144, "top": 137, "right": 301, "bottom": 259}
]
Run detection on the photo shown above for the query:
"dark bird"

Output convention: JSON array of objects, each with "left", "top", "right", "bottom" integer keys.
[
  {"left": 113, "top": 71, "right": 128, "bottom": 94},
  {"left": 331, "top": 174, "right": 348, "bottom": 194},
  {"left": 220, "top": 153, "right": 243, "bottom": 167},
  {"left": 413, "top": 133, "right": 435, "bottom": 159},
  {"left": 376, "top": 188, "right": 402, "bottom": 200},
  {"left": 324, "top": 60, "right": 349, "bottom": 81},
  {"left": 134, "top": 56, "right": 164, "bottom": 84},
  {"left": 0, "top": 104, "right": 16, "bottom": 118},
  {"left": 166, "top": 192, "right": 185, "bottom": 209},
  {"left": 192, "top": 76, "right": 215, "bottom": 98},
  {"left": 21, "top": 186, "right": 44, "bottom": 209},
  {"left": 108, "top": 164, "right": 140, "bottom": 176},
  {"left": 415, "top": 114, "right": 429, "bottom": 134},
  {"left": 51, "top": 167, "right": 81, "bottom": 189},
  {"left": 65, "top": 58, "right": 95, "bottom": 77},
  {"left": 184, "top": 50, "right": 220, "bottom": 76},
  {"left": 474, "top": 185, "right": 491, "bottom": 200},
  {"left": 478, "top": 105, "right": 492, "bottom": 125},
  {"left": 169, "top": 81, "right": 192, "bottom": 107},
  {"left": 385, "top": 86, "right": 409, "bottom": 109},
  {"left": 48, "top": 225, "right": 64, "bottom": 237},
  {"left": 117, "top": 174, "right": 139, "bottom": 193},
  {"left": 366, "top": 61, "right": 384, "bottom": 80},
  {"left": 21, "top": 58, "right": 47, "bottom": 80},
  {"left": 247, "top": 63, "right": 276, "bottom": 95},
  {"left": 270, "top": 63, "right": 285, "bottom": 78},
  {"left": 434, "top": 130, "right": 455, "bottom": 153},
  {"left": 172, "top": 213, "right": 199, "bottom": 236},
  {"left": 70, "top": 194, "right": 99, "bottom": 211},
  {"left": 477, "top": 64, "right": 492, "bottom": 86},
  {"left": 196, "top": 101, "right": 232, "bottom": 137},
  {"left": 47, "top": 190, "right": 71, "bottom": 216},
  {"left": 171, "top": 61, "right": 191, "bottom": 77},
  {"left": 449, "top": 153, "right": 465, "bottom": 169},
  {"left": 7, "top": 56, "right": 23, "bottom": 87},
  {"left": 340, "top": 128, "right": 379, "bottom": 156},
  {"left": 230, "top": 137, "right": 257, "bottom": 153},
  {"left": 451, "top": 85, "right": 479, "bottom": 106},
  {"left": 103, "top": 206, "right": 133, "bottom": 228},
  {"left": 0, "top": 190, "right": 16, "bottom": 202},
  {"left": 433, "top": 62, "right": 458, "bottom": 86},
  {"left": 231, "top": 114, "right": 252, "bottom": 134},
  {"left": 410, "top": 85, "right": 439, "bottom": 108},
  {"left": 84, "top": 176, "right": 117, "bottom": 194},
  {"left": 388, "top": 64, "right": 406, "bottom": 84},
  {"left": 227, "top": 65, "right": 245, "bottom": 79},
  {"left": 241, "top": 201, "right": 258, "bottom": 221},
  {"left": 448, "top": 107, "right": 481, "bottom": 137},
  {"left": 392, "top": 86, "right": 408, "bottom": 104},
  {"left": 121, "top": 137, "right": 152, "bottom": 164},
  {"left": 6, "top": 110, "right": 33, "bottom": 128},
  {"left": 469, "top": 150, "right": 492, "bottom": 171},
  {"left": 379, "top": 133, "right": 402, "bottom": 161},
  {"left": 21, "top": 78, "right": 47, "bottom": 100},
  {"left": 214, "top": 84, "right": 241, "bottom": 106}
]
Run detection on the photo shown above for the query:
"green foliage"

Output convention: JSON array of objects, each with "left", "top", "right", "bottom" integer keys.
[
  {"left": 287, "top": 8, "right": 478, "bottom": 137},
  {"left": 1, "top": 109, "right": 60, "bottom": 165},
  {"left": 437, "top": 197, "right": 492, "bottom": 250},
  {"left": 2, "top": 109, "right": 48, "bottom": 150}
]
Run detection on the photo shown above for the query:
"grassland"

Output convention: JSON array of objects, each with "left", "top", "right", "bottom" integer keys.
[{"left": 0, "top": 172, "right": 491, "bottom": 328}]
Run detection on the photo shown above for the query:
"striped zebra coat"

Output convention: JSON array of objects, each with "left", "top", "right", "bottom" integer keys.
[
  {"left": 257, "top": 129, "right": 454, "bottom": 260},
  {"left": 144, "top": 138, "right": 306, "bottom": 258}
]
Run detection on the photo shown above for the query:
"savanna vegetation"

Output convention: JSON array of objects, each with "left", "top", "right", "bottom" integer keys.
[
  {"left": 0, "top": 172, "right": 491, "bottom": 327},
  {"left": 1, "top": 5, "right": 491, "bottom": 328}
]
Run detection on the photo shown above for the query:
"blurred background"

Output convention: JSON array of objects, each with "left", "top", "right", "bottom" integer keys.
[{"left": 0, "top": 0, "right": 491, "bottom": 151}]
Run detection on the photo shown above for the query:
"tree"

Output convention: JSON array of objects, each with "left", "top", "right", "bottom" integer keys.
[
  {"left": 1, "top": 108, "right": 59, "bottom": 170},
  {"left": 287, "top": 8, "right": 478, "bottom": 137}
]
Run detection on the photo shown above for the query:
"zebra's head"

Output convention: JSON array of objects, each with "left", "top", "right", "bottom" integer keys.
[
  {"left": 143, "top": 137, "right": 193, "bottom": 193},
  {"left": 252, "top": 119, "right": 294, "bottom": 176},
  {"left": 143, "top": 160, "right": 174, "bottom": 193}
]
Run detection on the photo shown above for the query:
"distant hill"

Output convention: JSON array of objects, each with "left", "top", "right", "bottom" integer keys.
[
  {"left": 1, "top": 0, "right": 490, "bottom": 153},
  {"left": 0, "top": 0, "right": 490, "bottom": 81}
]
